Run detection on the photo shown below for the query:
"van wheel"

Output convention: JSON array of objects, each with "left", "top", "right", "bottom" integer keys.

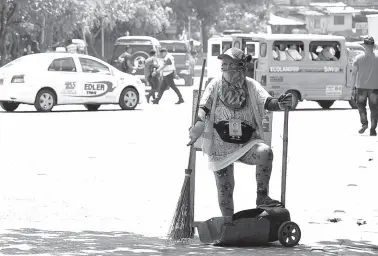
[
  {"left": 317, "top": 100, "right": 335, "bottom": 109},
  {"left": 119, "top": 87, "right": 139, "bottom": 110},
  {"left": 84, "top": 104, "right": 101, "bottom": 111},
  {"left": 35, "top": 89, "right": 56, "bottom": 112},
  {"left": 1, "top": 102, "right": 20, "bottom": 112},
  {"left": 349, "top": 99, "right": 358, "bottom": 109},
  {"left": 286, "top": 91, "right": 300, "bottom": 109}
]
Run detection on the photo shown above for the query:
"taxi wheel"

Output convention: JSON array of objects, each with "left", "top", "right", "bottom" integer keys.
[
  {"left": 84, "top": 104, "right": 101, "bottom": 111},
  {"left": 1, "top": 102, "right": 20, "bottom": 112},
  {"left": 119, "top": 87, "right": 139, "bottom": 110},
  {"left": 35, "top": 89, "right": 56, "bottom": 112}
]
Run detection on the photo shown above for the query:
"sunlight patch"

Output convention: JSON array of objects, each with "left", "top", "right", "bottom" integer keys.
[
  {"left": 112, "top": 247, "right": 160, "bottom": 253},
  {"left": 5, "top": 244, "right": 33, "bottom": 250}
]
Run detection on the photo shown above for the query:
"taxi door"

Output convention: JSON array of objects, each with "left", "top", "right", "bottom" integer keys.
[
  {"left": 77, "top": 57, "right": 117, "bottom": 104},
  {"left": 47, "top": 57, "right": 82, "bottom": 104}
]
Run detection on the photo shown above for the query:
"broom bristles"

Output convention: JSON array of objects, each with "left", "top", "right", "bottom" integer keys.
[{"left": 167, "top": 175, "right": 193, "bottom": 242}]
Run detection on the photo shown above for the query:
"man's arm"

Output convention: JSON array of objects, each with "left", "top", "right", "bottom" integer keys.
[{"left": 351, "top": 55, "right": 361, "bottom": 88}]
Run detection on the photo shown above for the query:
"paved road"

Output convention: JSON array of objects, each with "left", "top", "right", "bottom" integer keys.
[{"left": 0, "top": 86, "right": 377, "bottom": 255}]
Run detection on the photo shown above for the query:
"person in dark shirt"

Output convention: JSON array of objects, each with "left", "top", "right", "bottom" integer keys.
[
  {"left": 144, "top": 49, "right": 160, "bottom": 103},
  {"left": 118, "top": 46, "right": 134, "bottom": 74}
]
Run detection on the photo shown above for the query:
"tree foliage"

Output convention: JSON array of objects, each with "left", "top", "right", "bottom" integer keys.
[{"left": 0, "top": 0, "right": 272, "bottom": 64}]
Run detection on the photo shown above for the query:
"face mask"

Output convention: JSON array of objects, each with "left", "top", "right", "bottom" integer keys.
[{"left": 221, "top": 61, "right": 245, "bottom": 83}]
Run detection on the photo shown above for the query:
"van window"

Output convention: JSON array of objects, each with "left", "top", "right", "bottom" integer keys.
[
  {"left": 234, "top": 41, "right": 240, "bottom": 49},
  {"left": 246, "top": 44, "right": 256, "bottom": 56},
  {"left": 309, "top": 41, "right": 341, "bottom": 61},
  {"left": 272, "top": 41, "right": 304, "bottom": 61},
  {"left": 212, "top": 44, "right": 221, "bottom": 56},
  {"left": 160, "top": 42, "right": 188, "bottom": 53},
  {"left": 222, "top": 42, "right": 232, "bottom": 53}
]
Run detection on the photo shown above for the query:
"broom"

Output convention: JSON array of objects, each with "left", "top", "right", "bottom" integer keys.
[{"left": 167, "top": 59, "right": 207, "bottom": 242}]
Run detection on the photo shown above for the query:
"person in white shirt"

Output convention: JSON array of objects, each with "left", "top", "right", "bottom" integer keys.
[
  {"left": 152, "top": 48, "right": 184, "bottom": 105},
  {"left": 66, "top": 39, "right": 78, "bottom": 53},
  {"left": 286, "top": 44, "right": 302, "bottom": 61},
  {"left": 317, "top": 46, "right": 338, "bottom": 61},
  {"left": 272, "top": 44, "right": 287, "bottom": 61}
]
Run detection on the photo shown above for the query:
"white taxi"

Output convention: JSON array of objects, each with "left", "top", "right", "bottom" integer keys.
[{"left": 0, "top": 52, "right": 145, "bottom": 112}]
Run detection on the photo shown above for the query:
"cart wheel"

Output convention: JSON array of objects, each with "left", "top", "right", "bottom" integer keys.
[{"left": 278, "top": 221, "right": 301, "bottom": 247}]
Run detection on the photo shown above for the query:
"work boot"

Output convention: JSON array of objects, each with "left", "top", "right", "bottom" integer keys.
[
  {"left": 175, "top": 98, "right": 184, "bottom": 105},
  {"left": 359, "top": 124, "right": 368, "bottom": 134},
  {"left": 152, "top": 98, "right": 160, "bottom": 104},
  {"left": 370, "top": 129, "right": 377, "bottom": 136},
  {"left": 256, "top": 190, "right": 282, "bottom": 207}
]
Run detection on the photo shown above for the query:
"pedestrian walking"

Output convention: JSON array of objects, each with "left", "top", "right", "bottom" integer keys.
[
  {"left": 353, "top": 36, "right": 378, "bottom": 136},
  {"left": 144, "top": 49, "right": 160, "bottom": 103},
  {"left": 118, "top": 46, "right": 134, "bottom": 74},
  {"left": 152, "top": 48, "right": 184, "bottom": 105}
]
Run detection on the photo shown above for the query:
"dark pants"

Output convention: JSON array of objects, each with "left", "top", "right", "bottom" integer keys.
[
  {"left": 155, "top": 72, "right": 183, "bottom": 102},
  {"left": 146, "top": 75, "right": 160, "bottom": 100},
  {"left": 356, "top": 88, "right": 378, "bottom": 130}
]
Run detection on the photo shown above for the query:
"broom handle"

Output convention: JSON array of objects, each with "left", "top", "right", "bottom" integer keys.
[
  {"left": 187, "top": 59, "right": 207, "bottom": 170},
  {"left": 281, "top": 108, "right": 289, "bottom": 208}
]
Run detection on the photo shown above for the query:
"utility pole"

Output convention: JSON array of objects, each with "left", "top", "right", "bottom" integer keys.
[{"left": 101, "top": 18, "right": 105, "bottom": 59}]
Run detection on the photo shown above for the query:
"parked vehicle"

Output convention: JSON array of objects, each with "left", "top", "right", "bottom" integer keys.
[
  {"left": 231, "top": 33, "right": 356, "bottom": 109},
  {"left": 206, "top": 35, "right": 233, "bottom": 86},
  {"left": 0, "top": 53, "right": 145, "bottom": 112},
  {"left": 109, "top": 36, "right": 161, "bottom": 83}
]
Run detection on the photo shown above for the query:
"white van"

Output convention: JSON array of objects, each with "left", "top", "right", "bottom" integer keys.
[
  {"left": 206, "top": 35, "right": 233, "bottom": 86},
  {"left": 206, "top": 34, "right": 261, "bottom": 86}
]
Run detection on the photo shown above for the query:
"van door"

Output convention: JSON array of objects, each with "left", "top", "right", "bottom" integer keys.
[{"left": 207, "top": 41, "right": 221, "bottom": 80}]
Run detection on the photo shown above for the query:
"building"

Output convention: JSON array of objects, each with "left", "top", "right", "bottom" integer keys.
[{"left": 268, "top": 13, "right": 307, "bottom": 34}]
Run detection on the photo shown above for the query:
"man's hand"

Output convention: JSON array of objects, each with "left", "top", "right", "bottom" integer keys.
[
  {"left": 187, "top": 121, "right": 205, "bottom": 146},
  {"left": 278, "top": 93, "right": 294, "bottom": 110}
]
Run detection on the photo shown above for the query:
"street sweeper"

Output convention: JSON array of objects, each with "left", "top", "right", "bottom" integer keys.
[{"left": 188, "top": 47, "right": 294, "bottom": 217}]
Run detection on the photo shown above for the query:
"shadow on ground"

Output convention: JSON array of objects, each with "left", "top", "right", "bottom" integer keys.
[
  {"left": 0, "top": 229, "right": 376, "bottom": 256},
  {"left": 312, "top": 239, "right": 378, "bottom": 255}
]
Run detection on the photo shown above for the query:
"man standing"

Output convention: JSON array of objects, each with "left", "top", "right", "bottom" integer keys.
[
  {"left": 353, "top": 36, "right": 378, "bottom": 136},
  {"left": 187, "top": 48, "right": 294, "bottom": 215},
  {"left": 152, "top": 48, "right": 184, "bottom": 105},
  {"left": 66, "top": 39, "right": 78, "bottom": 53},
  {"left": 144, "top": 49, "right": 160, "bottom": 103},
  {"left": 118, "top": 46, "right": 134, "bottom": 74}
]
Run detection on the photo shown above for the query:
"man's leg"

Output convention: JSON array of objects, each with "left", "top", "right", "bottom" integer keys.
[
  {"left": 145, "top": 77, "right": 154, "bottom": 103},
  {"left": 213, "top": 164, "right": 235, "bottom": 216},
  {"left": 368, "top": 89, "right": 378, "bottom": 136},
  {"left": 357, "top": 88, "right": 369, "bottom": 134},
  {"left": 166, "top": 73, "right": 184, "bottom": 104},
  {"left": 152, "top": 76, "right": 167, "bottom": 104},
  {"left": 239, "top": 142, "right": 280, "bottom": 207}
]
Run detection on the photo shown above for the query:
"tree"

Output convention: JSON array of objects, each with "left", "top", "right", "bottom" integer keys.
[
  {"left": 213, "top": 0, "right": 271, "bottom": 34},
  {"left": 0, "top": 0, "right": 18, "bottom": 65},
  {"left": 189, "top": 0, "right": 222, "bottom": 52}
]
